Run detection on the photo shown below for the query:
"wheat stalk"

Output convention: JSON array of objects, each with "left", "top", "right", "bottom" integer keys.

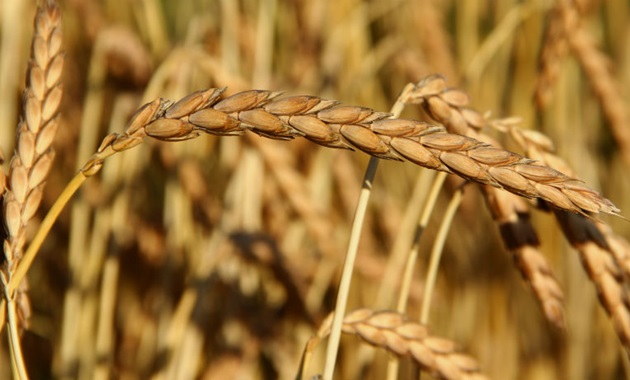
[
  {"left": 312, "top": 309, "right": 488, "bottom": 380},
  {"left": 407, "top": 74, "right": 567, "bottom": 328}
]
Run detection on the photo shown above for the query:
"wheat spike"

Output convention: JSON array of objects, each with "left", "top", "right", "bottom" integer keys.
[
  {"left": 2, "top": 0, "right": 63, "bottom": 329},
  {"left": 3, "top": 0, "right": 63, "bottom": 266},
  {"left": 315, "top": 309, "right": 488, "bottom": 380},
  {"left": 81, "top": 88, "right": 619, "bottom": 219},
  {"left": 496, "top": 119, "right": 630, "bottom": 355},
  {"left": 407, "top": 75, "right": 567, "bottom": 328},
  {"left": 555, "top": 211, "right": 630, "bottom": 355}
]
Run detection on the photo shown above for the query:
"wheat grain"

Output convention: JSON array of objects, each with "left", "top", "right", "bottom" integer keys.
[
  {"left": 2, "top": 0, "right": 63, "bottom": 331},
  {"left": 315, "top": 309, "right": 488, "bottom": 380},
  {"left": 81, "top": 88, "right": 619, "bottom": 219}
]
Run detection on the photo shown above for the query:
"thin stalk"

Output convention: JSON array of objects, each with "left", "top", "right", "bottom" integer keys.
[
  {"left": 396, "top": 171, "right": 448, "bottom": 312},
  {"left": 420, "top": 188, "right": 463, "bottom": 324},
  {"left": 2, "top": 274, "right": 28, "bottom": 380},
  {"left": 385, "top": 171, "right": 447, "bottom": 380},
  {"left": 322, "top": 156, "right": 379, "bottom": 380},
  {"left": 322, "top": 84, "right": 413, "bottom": 379}
]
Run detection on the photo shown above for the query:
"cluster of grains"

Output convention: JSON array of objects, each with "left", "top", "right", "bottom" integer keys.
[
  {"left": 317, "top": 309, "right": 488, "bottom": 380},
  {"left": 407, "top": 74, "right": 566, "bottom": 328},
  {"left": 500, "top": 121, "right": 630, "bottom": 355},
  {"left": 82, "top": 87, "right": 619, "bottom": 221},
  {"left": 1, "top": 0, "right": 63, "bottom": 327}
]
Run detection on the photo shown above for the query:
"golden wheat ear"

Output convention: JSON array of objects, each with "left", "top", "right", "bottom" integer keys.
[
  {"left": 80, "top": 88, "right": 621, "bottom": 218},
  {"left": 406, "top": 75, "right": 569, "bottom": 328},
  {"left": 313, "top": 309, "right": 489, "bottom": 380},
  {"left": 2, "top": 0, "right": 63, "bottom": 323}
]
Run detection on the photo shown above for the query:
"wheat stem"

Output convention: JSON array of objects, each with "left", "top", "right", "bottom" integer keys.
[
  {"left": 1, "top": 273, "right": 28, "bottom": 380},
  {"left": 421, "top": 188, "right": 464, "bottom": 324},
  {"left": 323, "top": 84, "right": 415, "bottom": 379},
  {"left": 322, "top": 156, "right": 379, "bottom": 380},
  {"left": 385, "top": 171, "right": 449, "bottom": 380}
]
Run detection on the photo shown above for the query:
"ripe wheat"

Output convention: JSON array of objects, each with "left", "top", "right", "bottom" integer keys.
[
  {"left": 498, "top": 120, "right": 630, "bottom": 355},
  {"left": 406, "top": 74, "right": 566, "bottom": 328},
  {"left": 315, "top": 309, "right": 488, "bottom": 380},
  {"left": 81, "top": 88, "right": 619, "bottom": 220},
  {"left": 1, "top": 0, "right": 63, "bottom": 328}
]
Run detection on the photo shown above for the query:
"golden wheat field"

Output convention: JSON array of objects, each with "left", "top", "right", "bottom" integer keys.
[{"left": 1, "top": 0, "right": 630, "bottom": 379}]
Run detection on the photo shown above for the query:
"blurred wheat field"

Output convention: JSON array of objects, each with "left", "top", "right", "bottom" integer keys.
[{"left": 1, "top": 0, "right": 629, "bottom": 379}]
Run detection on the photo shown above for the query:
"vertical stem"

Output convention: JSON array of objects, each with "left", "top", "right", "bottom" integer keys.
[
  {"left": 322, "top": 84, "right": 414, "bottom": 379},
  {"left": 322, "top": 156, "right": 379, "bottom": 380},
  {"left": 2, "top": 274, "right": 28, "bottom": 380},
  {"left": 420, "top": 188, "right": 463, "bottom": 324}
]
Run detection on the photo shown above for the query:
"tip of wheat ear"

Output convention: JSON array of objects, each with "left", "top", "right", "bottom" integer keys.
[{"left": 85, "top": 88, "right": 621, "bottom": 218}]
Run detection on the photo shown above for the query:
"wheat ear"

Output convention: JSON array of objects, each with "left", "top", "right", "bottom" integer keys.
[
  {"left": 1, "top": 0, "right": 63, "bottom": 327},
  {"left": 79, "top": 88, "right": 619, "bottom": 217},
  {"left": 312, "top": 309, "right": 488, "bottom": 380},
  {"left": 496, "top": 120, "right": 630, "bottom": 355},
  {"left": 408, "top": 75, "right": 567, "bottom": 328}
]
